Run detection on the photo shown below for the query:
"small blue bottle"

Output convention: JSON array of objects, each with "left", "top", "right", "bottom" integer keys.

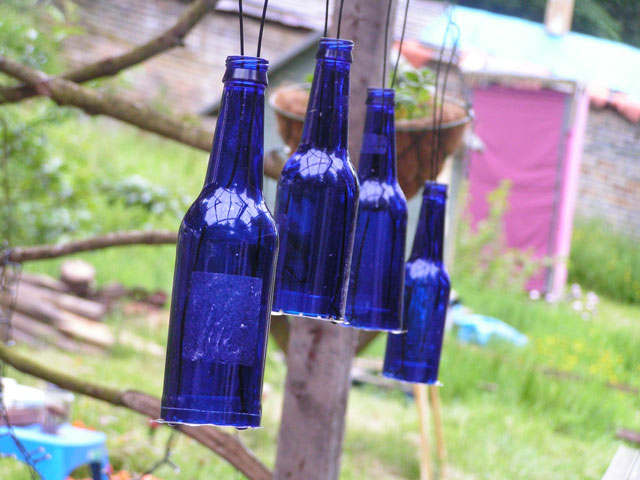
[
  {"left": 272, "top": 38, "right": 359, "bottom": 322},
  {"left": 383, "top": 182, "right": 451, "bottom": 384},
  {"left": 161, "top": 56, "right": 278, "bottom": 428},
  {"left": 345, "top": 88, "right": 408, "bottom": 332}
]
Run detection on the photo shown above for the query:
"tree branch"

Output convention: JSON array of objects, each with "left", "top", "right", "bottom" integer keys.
[
  {"left": 0, "top": 56, "right": 284, "bottom": 179},
  {"left": 0, "top": 0, "right": 219, "bottom": 104},
  {"left": 6, "top": 230, "right": 178, "bottom": 263},
  {"left": 0, "top": 342, "right": 272, "bottom": 480}
]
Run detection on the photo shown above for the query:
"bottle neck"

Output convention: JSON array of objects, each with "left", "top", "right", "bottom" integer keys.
[
  {"left": 358, "top": 89, "right": 397, "bottom": 182},
  {"left": 411, "top": 187, "right": 447, "bottom": 262},
  {"left": 300, "top": 58, "right": 350, "bottom": 154},
  {"left": 204, "top": 80, "right": 265, "bottom": 192}
]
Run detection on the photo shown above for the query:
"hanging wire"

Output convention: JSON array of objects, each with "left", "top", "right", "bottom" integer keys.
[
  {"left": 430, "top": 3, "right": 459, "bottom": 180},
  {"left": 133, "top": 428, "right": 180, "bottom": 480},
  {"left": 434, "top": 23, "right": 460, "bottom": 177},
  {"left": 336, "top": 0, "right": 346, "bottom": 39},
  {"left": 238, "top": 0, "right": 245, "bottom": 55},
  {"left": 382, "top": 0, "right": 393, "bottom": 89},
  {"left": 256, "top": 0, "right": 269, "bottom": 57},
  {"left": 391, "top": 0, "right": 411, "bottom": 89},
  {"left": 324, "top": 0, "right": 330, "bottom": 37}
]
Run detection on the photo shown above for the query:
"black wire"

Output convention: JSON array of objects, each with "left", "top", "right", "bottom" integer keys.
[
  {"left": 382, "top": 0, "right": 393, "bottom": 89},
  {"left": 391, "top": 0, "right": 411, "bottom": 89},
  {"left": 336, "top": 0, "right": 345, "bottom": 39},
  {"left": 430, "top": 6, "right": 453, "bottom": 179},
  {"left": 324, "top": 0, "right": 330, "bottom": 37},
  {"left": 256, "top": 0, "right": 269, "bottom": 57},
  {"left": 238, "top": 0, "right": 244, "bottom": 55},
  {"left": 435, "top": 24, "right": 459, "bottom": 171}
]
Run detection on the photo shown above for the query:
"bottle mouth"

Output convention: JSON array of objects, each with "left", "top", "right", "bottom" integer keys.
[
  {"left": 423, "top": 181, "right": 448, "bottom": 198},
  {"left": 316, "top": 37, "right": 354, "bottom": 63},
  {"left": 367, "top": 88, "right": 395, "bottom": 106},
  {"left": 224, "top": 56, "right": 269, "bottom": 85}
]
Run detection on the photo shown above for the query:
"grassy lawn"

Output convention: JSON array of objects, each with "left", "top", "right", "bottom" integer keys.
[{"left": 2, "top": 117, "right": 639, "bottom": 479}]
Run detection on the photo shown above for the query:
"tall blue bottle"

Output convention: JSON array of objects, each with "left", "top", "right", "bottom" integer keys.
[
  {"left": 345, "top": 88, "right": 408, "bottom": 332},
  {"left": 272, "top": 38, "right": 359, "bottom": 321},
  {"left": 383, "top": 182, "right": 451, "bottom": 384},
  {"left": 161, "top": 56, "right": 278, "bottom": 428}
]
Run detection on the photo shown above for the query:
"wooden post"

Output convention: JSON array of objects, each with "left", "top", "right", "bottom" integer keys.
[
  {"left": 273, "top": 2, "right": 396, "bottom": 479},
  {"left": 414, "top": 384, "right": 434, "bottom": 480},
  {"left": 429, "top": 385, "right": 447, "bottom": 476},
  {"left": 544, "top": 0, "right": 575, "bottom": 35}
]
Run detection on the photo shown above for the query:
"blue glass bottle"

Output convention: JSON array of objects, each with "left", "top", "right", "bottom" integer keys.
[
  {"left": 345, "top": 88, "right": 408, "bottom": 332},
  {"left": 383, "top": 182, "right": 451, "bottom": 384},
  {"left": 272, "top": 38, "right": 359, "bottom": 322},
  {"left": 161, "top": 56, "right": 278, "bottom": 428}
]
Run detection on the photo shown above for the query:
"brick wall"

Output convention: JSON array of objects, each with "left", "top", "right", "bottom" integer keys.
[{"left": 577, "top": 107, "right": 640, "bottom": 237}]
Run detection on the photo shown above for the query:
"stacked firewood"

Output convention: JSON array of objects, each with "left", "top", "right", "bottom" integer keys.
[{"left": 0, "top": 260, "right": 113, "bottom": 354}]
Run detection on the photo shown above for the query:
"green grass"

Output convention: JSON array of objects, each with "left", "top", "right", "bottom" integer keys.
[
  {"left": 569, "top": 218, "right": 640, "bottom": 304},
  {"left": 3, "top": 116, "right": 639, "bottom": 479}
]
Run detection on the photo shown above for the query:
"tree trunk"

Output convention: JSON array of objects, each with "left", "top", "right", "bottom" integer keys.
[{"left": 274, "top": 2, "right": 396, "bottom": 479}]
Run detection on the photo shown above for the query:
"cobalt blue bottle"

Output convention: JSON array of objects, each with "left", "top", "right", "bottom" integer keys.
[
  {"left": 383, "top": 182, "right": 451, "bottom": 384},
  {"left": 345, "top": 88, "right": 408, "bottom": 332},
  {"left": 161, "top": 56, "right": 278, "bottom": 428},
  {"left": 272, "top": 38, "right": 359, "bottom": 321}
]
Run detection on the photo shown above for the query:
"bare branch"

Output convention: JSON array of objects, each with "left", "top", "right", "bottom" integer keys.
[
  {"left": 0, "top": 56, "right": 284, "bottom": 179},
  {"left": 7, "top": 230, "right": 178, "bottom": 263},
  {"left": 0, "top": 0, "right": 220, "bottom": 104},
  {"left": 0, "top": 342, "right": 272, "bottom": 480}
]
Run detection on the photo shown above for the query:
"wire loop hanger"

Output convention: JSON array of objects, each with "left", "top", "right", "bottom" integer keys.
[
  {"left": 381, "top": 0, "right": 411, "bottom": 89},
  {"left": 237, "top": 0, "right": 270, "bottom": 57}
]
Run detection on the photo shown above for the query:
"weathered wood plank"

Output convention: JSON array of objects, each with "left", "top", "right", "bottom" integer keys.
[{"left": 602, "top": 445, "right": 640, "bottom": 480}]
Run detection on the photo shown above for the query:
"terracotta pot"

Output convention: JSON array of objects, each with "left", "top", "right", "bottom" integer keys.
[{"left": 270, "top": 84, "right": 472, "bottom": 199}]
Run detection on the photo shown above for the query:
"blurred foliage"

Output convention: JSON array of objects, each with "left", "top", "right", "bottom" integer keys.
[
  {"left": 569, "top": 218, "right": 640, "bottom": 304},
  {"left": 0, "top": 2, "right": 190, "bottom": 247},
  {"left": 0, "top": 1, "right": 85, "bottom": 245},
  {"left": 393, "top": 66, "right": 436, "bottom": 121},
  {"left": 453, "top": 0, "right": 640, "bottom": 47},
  {"left": 99, "top": 174, "right": 190, "bottom": 220},
  {"left": 453, "top": 180, "right": 542, "bottom": 293},
  {"left": 307, "top": 65, "right": 437, "bottom": 120}
]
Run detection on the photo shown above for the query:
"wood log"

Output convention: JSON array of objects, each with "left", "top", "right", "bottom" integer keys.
[
  {"left": 617, "top": 429, "right": 640, "bottom": 445},
  {"left": 18, "top": 282, "right": 106, "bottom": 321},
  {"left": 21, "top": 272, "right": 71, "bottom": 293},
  {"left": 9, "top": 327, "right": 41, "bottom": 348},
  {"left": 11, "top": 312, "right": 103, "bottom": 355},
  {"left": 60, "top": 259, "right": 96, "bottom": 296},
  {"left": 0, "top": 288, "right": 63, "bottom": 325},
  {"left": 1, "top": 290, "right": 113, "bottom": 350},
  {"left": 56, "top": 312, "right": 114, "bottom": 349}
]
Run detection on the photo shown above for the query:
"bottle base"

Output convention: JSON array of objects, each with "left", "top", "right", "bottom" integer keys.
[
  {"left": 159, "top": 406, "right": 261, "bottom": 428},
  {"left": 340, "top": 322, "right": 407, "bottom": 334},
  {"left": 381, "top": 371, "right": 443, "bottom": 386},
  {"left": 271, "top": 308, "right": 346, "bottom": 324}
]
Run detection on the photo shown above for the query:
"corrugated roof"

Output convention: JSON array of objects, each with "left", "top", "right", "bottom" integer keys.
[{"left": 420, "top": 6, "right": 640, "bottom": 104}]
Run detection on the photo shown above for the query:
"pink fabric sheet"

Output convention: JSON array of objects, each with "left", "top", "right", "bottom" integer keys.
[{"left": 468, "top": 86, "right": 569, "bottom": 291}]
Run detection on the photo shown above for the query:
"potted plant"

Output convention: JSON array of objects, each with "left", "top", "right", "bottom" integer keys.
[{"left": 270, "top": 66, "right": 471, "bottom": 199}]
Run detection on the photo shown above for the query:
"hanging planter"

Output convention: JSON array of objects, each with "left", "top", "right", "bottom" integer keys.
[{"left": 270, "top": 83, "right": 471, "bottom": 199}]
